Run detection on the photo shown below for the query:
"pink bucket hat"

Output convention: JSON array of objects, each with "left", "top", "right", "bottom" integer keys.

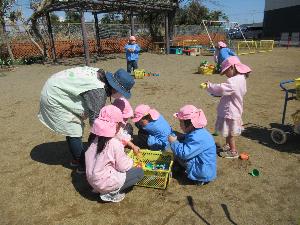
[
  {"left": 174, "top": 105, "right": 207, "bottom": 129},
  {"left": 112, "top": 97, "right": 134, "bottom": 119},
  {"left": 91, "top": 105, "right": 123, "bottom": 137},
  {"left": 129, "top": 36, "right": 136, "bottom": 41},
  {"left": 132, "top": 104, "right": 160, "bottom": 123},
  {"left": 218, "top": 41, "right": 227, "bottom": 48},
  {"left": 221, "top": 56, "right": 252, "bottom": 75}
]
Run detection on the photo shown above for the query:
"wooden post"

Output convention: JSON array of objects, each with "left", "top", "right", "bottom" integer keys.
[
  {"left": 169, "top": 10, "right": 176, "bottom": 46},
  {"left": 165, "top": 13, "right": 170, "bottom": 54},
  {"left": 93, "top": 13, "right": 101, "bottom": 55},
  {"left": 130, "top": 11, "right": 134, "bottom": 36},
  {"left": 80, "top": 11, "right": 90, "bottom": 66},
  {"left": 46, "top": 12, "right": 57, "bottom": 62}
]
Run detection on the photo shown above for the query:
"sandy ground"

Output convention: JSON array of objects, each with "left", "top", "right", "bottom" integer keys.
[{"left": 0, "top": 48, "right": 299, "bottom": 225}]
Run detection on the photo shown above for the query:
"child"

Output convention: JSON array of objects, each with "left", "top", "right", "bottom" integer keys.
[
  {"left": 85, "top": 105, "right": 144, "bottom": 203},
  {"left": 125, "top": 36, "right": 141, "bottom": 73},
  {"left": 132, "top": 104, "right": 173, "bottom": 151},
  {"left": 206, "top": 56, "right": 251, "bottom": 158},
  {"left": 168, "top": 105, "right": 217, "bottom": 185},
  {"left": 214, "top": 41, "right": 237, "bottom": 72},
  {"left": 112, "top": 97, "right": 141, "bottom": 155}
]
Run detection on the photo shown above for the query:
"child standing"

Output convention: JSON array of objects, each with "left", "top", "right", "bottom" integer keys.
[
  {"left": 125, "top": 36, "right": 141, "bottom": 73},
  {"left": 168, "top": 105, "right": 217, "bottom": 185},
  {"left": 206, "top": 56, "right": 251, "bottom": 158},
  {"left": 112, "top": 97, "right": 141, "bottom": 155},
  {"left": 132, "top": 104, "right": 173, "bottom": 151},
  {"left": 85, "top": 105, "right": 144, "bottom": 203}
]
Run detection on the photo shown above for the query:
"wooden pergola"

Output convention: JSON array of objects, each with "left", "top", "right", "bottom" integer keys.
[{"left": 30, "top": 0, "right": 179, "bottom": 66}]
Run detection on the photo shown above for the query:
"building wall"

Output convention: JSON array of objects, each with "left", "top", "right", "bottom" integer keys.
[
  {"left": 265, "top": 0, "right": 300, "bottom": 11},
  {"left": 263, "top": 0, "right": 300, "bottom": 39}
]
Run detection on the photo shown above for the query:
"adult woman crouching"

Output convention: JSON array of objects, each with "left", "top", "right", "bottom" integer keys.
[{"left": 38, "top": 67, "right": 135, "bottom": 173}]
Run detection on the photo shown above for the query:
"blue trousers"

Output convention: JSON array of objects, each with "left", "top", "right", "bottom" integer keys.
[
  {"left": 66, "top": 136, "right": 85, "bottom": 167},
  {"left": 127, "top": 60, "right": 138, "bottom": 73}
]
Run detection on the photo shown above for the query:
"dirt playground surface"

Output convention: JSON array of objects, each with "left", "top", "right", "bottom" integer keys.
[{"left": 0, "top": 48, "right": 299, "bottom": 225}]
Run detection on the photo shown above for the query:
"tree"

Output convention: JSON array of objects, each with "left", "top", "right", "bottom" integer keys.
[
  {"left": 65, "top": 11, "right": 80, "bottom": 23},
  {"left": 175, "top": 0, "right": 210, "bottom": 25},
  {"left": 50, "top": 13, "right": 60, "bottom": 24},
  {"left": 175, "top": 0, "right": 228, "bottom": 25},
  {"left": 100, "top": 13, "right": 123, "bottom": 24},
  {"left": 0, "top": 0, "right": 16, "bottom": 61},
  {"left": 209, "top": 10, "right": 228, "bottom": 21}
]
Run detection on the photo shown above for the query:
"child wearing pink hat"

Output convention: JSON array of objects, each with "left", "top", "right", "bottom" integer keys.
[
  {"left": 206, "top": 56, "right": 251, "bottom": 158},
  {"left": 125, "top": 35, "right": 141, "bottom": 73},
  {"left": 132, "top": 104, "right": 173, "bottom": 151},
  {"left": 168, "top": 105, "right": 216, "bottom": 185},
  {"left": 112, "top": 97, "right": 141, "bottom": 155},
  {"left": 85, "top": 105, "right": 144, "bottom": 202},
  {"left": 214, "top": 41, "right": 237, "bottom": 72}
]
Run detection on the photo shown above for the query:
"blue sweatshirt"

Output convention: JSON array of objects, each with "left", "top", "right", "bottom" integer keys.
[
  {"left": 125, "top": 43, "right": 140, "bottom": 61},
  {"left": 142, "top": 115, "right": 172, "bottom": 151},
  {"left": 170, "top": 128, "right": 217, "bottom": 182},
  {"left": 218, "top": 47, "right": 236, "bottom": 65}
]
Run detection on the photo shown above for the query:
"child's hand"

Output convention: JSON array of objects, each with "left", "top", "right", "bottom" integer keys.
[
  {"left": 168, "top": 135, "right": 177, "bottom": 143},
  {"left": 132, "top": 145, "right": 141, "bottom": 155}
]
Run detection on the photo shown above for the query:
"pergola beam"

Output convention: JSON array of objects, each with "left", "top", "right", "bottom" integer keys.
[{"left": 37, "top": 0, "right": 177, "bottom": 14}]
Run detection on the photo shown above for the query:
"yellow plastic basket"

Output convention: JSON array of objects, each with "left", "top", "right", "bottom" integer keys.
[
  {"left": 198, "top": 65, "right": 214, "bottom": 75},
  {"left": 295, "top": 77, "right": 300, "bottom": 100},
  {"left": 134, "top": 69, "right": 145, "bottom": 79},
  {"left": 127, "top": 149, "right": 173, "bottom": 189}
]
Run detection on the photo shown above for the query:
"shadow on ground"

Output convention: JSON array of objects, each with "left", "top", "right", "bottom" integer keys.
[
  {"left": 31, "top": 141, "right": 100, "bottom": 201},
  {"left": 30, "top": 141, "right": 74, "bottom": 169},
  {"left": 242, "top": 122, "right": 299, "bottom": 154}
]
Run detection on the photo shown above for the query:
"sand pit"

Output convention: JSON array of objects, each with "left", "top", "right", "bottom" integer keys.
[{"left": 0, "top": 48, "right": 299, "bottom": 225}]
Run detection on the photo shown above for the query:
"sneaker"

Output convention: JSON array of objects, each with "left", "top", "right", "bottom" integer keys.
[
  {"left": 222, "top": 144, "right": 231, "bottom": 152},
  {"left": 76, "top": 167, "right": 86, "bottom": 174},
  {"left": 219, "top": 150, "right": 239, "bottom": 159},
  {"left": 70, "top": 159, "right": 80, "bottom": 167},
  {"left": 100, "top": 192, "right": 125, "bottom": 203},
  {"left": 195, "top": 181, "right": 210, "bottom": 186}
]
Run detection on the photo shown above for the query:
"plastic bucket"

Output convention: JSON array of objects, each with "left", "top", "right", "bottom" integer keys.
[
  {"left": 295, "top": 78, "right": 300, "bottom": 100},
  {"left": 249, "top": 169, "right": 260, "bottom": 177}
]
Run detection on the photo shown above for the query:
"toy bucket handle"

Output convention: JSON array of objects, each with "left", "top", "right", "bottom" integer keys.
[{"left": 279, "top": 79, "right": 294, "bottom": 91}]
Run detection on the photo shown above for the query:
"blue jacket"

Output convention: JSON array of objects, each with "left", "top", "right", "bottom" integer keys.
[
  {"left": 125, "top": 43, "right": 140, "bottom": 61},
  {"left": 143, "top": 115, "right": 172, "bottom": 150},
  {"left": 170, "top": 128, "right": 217, "bottom": 182},
  {"left": 218, "top": 47, "right": 236, "bottom": 65}
]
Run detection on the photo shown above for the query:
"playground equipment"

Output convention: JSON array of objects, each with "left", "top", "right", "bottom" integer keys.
[
  {"left": 237, "top": 40, "right": 257, "bottom": 55},
  {"left": 201, "top": 20, "right": 248, "bottom": 52},
  {"left": 236, "top": 40, "right": 274, "bottom": 55},
  {"left": 270, "top": 79, "right": 300, "bottom": 144},
  {"left": 257, "top": 40, "right": 274, "bottom": 52}
]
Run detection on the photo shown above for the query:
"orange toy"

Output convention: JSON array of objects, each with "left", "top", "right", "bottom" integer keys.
[{"left": 239, "top": 152, "right": 249, "bottom": 160}]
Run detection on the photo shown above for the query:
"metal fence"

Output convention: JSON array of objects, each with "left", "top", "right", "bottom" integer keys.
[{"left": 4, "top": 23, "right": 227, "bottom": 41}]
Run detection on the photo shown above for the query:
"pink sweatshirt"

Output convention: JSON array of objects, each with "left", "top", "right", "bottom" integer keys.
[
  {"left": 207, "top": 74, "right": 247, "bottom": 120},
  {"left": 85, "top": 137, "right": 133, "bottom": 194}
]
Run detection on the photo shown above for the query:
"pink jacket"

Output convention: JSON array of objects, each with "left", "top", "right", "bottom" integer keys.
[
  {"left": 85, "top": 137, "right": 133, "bottom": 194},
  {"left": 207, "top": 74, "right": 247, "bottom": 119}
]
